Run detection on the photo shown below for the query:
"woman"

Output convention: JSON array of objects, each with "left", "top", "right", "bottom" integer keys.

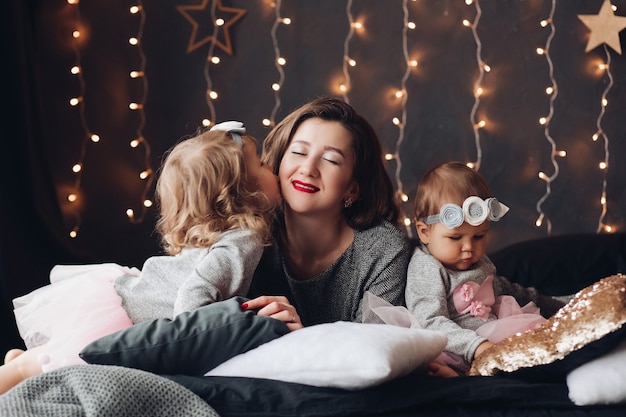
[{"left": 244, "top": 97, "right": 411, "bottom": 329}]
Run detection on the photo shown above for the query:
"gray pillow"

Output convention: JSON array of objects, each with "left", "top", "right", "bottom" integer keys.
[{"left": 79, "top": 296, "right": 289, "bottom": 375}]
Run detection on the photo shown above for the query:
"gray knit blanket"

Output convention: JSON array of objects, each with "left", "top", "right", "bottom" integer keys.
[{"left": 0, "top": 365, "right": 220, "bottom": 417}]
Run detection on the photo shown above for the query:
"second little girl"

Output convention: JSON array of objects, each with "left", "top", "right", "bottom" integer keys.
[{"left": 406, "top": 161, "right": 570, "bottom": 372}]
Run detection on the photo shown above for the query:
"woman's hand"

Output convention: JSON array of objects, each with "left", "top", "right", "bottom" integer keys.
[{"left": 242, "top": 295, "right": 304, "bottom": 331}]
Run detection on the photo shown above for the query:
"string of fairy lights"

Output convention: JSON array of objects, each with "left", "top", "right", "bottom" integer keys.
[
  {"left": 340, "top": 0, "right": 357, "bottom": 104},
  {"left": 463, "top": 0, "right": 486, "bottom": 171},
  {"left": 265, "top": 0, "right": 290, "bottom": 128},
  {"left": 64, "top": 0, "right": 153, "bottom": 238},
  {"left": 535, "top": 0, "right": 561, "bottom": 235},
  {"left": 391, "top": 0, "right": 416, "bottom": 235},
  {"left": 201, "top": 0, "right": 220, "bottom": 128},
  {"left": 56, "top": 0, "right": 621, "bottom": 240},
  {"left": 127, "top": 0, "right": 155, "bottom": 225},
  {"left": 66, "top": 0, "right": 93, "bottom": 238},
  {"left": 592, "top": 44, "right": 613, "bottom": 233}
]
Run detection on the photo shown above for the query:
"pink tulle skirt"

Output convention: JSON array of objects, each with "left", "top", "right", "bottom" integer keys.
[
  {"left": 474, "top": 295, "right": 546, "bottom": 343},
  {"left": 361, "top": 292, "right": 546, "bottom": 373},
  {"left": 12, "top": 263, "right": 137, "bottom": 372}
]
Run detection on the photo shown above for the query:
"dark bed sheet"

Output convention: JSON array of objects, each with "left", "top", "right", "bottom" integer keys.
[{"left": 165, "top": 373, "right": 625, "bottom": 417}]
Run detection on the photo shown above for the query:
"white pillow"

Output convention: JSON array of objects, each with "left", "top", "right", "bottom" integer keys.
[
  {"left": 567, "top": 339, "right": 626, "bottom": 405},
  {"left": 206, "top": 321, "right": 447, "bottom": 390}
]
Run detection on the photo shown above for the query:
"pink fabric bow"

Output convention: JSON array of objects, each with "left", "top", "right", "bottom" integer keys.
[{"left": 452, "top": 275, "right": 495, "bottom": 320}]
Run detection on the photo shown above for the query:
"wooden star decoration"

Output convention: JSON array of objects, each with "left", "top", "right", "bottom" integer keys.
[
  {"left": 578, "top": 0, "right": 626, "bottom": 55},
  {"left": 177, "top": 0, "right": 247, "bottom": 55}
]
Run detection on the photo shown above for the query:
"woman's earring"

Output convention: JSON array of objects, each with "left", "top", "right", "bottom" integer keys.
[{"left": 344, "top": 197, "right": 353, "bottom": 208}]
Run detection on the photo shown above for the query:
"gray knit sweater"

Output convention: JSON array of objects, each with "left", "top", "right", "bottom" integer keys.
[
  {"left": 249, "top": 221, "right": 410, "bottom": 326},
  {"left": 405, "top": 243, "right": 566, "bottom": 363},
  {"left": 115, "top": 229, "right": 263, "bottom": 323}
]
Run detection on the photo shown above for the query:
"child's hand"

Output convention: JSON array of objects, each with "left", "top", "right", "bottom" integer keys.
[
  {"left": 427, "top": 362, "right": 459, "bottom": 378},
  {"left": 242, "top": 295, "right": 304, "bottom": 331},
  {"left": 474, "top": 341, "right": 496, "bottom": 359}
]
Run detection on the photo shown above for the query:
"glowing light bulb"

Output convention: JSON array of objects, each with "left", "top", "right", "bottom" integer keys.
[
  {"left": 90, "top": 134, "right": 100, "bottom": 143},
  {"left": 602, "top": 98, "right": 608, "bottom": 107},
  {"left": 392, "top": 117, "right": 401, "bottom": 126},
  {"left": 144, "top": 200, "right": 153, "bottom": 208},
  {"left": 129, "top": 5, "right": 141, "bottom": 13},
  {"left": 403, "top": 217, "right": 412, "bottom": 226},
  {"left": 385, "top": 153, "right": 394, "bottom": 161},
  {"left": 129, "top": 37, "right": 139, "bottom": 46},
  {"left": 462, "top": 19, "right": 471, "bottom": 27},
  {"left": 277, "top": 57, "right": 286, "bottom": 66},
  {"left": 282, "top": 18, "right": 291, "bottom": 25},
  {"left": 536, "top": 213, "right": 544, "bottom": 227},
  {"left": 272, "top": 83, "right": 280, "bottom": 91},
  {"left": 536, "top": 47, "right": 545, "bottom": 55},
  {"left": 539, "top": 116, "right": 548, "bottom": 125},
  {"left": 202, "top": 119, "right": 211, "bottom": 127},
  {"left": 130, "top": 71, "right": 144, "bottom": 78},
  {"left": 68, "top": 193, "right": 78, "bottom": 202},
  {"left": 545, "top": 86, "right": 554, "bottom": 94},
  {"left": 69, "top": 97, "right": 81, "bottom": 106},
  {"left": 599, "top": 162, "right": 607, "bottom": 170},
  {"left": 210, "top": 56, "right": 220, "bottom": 64},
  {"left": 72, "top": 30, "right": 80, "bottom": 39},
  {"left": 129, "top": 102, "right": 143, "bottom": 110},
  {"left": 139, "top": 170, "right": 151, "bottom": 180},
  {"left": 262, "top": 119, "right": 271, "bottom": 127},
  {"left": 70, "top": 66, "right": 80, "bottom": 75},
  {"left": 208, "top": 90, "right": 218, "bottom": 100},
  {"left": 555, "top": 150, "right": 566, "bottom": 157},
  {"left": 538, "top": 171, "right": 548, "bottom": 181},
  {"left": 72, "top": 164, "right": 82, "bottom": 173},
  {"left": 215, "top": 18, "right": 225, "bottom": 26},
  {"left": 126, "top": 208, "right": 135, "bottom": 218}
]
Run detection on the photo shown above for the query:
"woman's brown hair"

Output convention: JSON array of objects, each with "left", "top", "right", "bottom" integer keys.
[{"left": 262, "top": 97, "right": 399, "bottom": 229}]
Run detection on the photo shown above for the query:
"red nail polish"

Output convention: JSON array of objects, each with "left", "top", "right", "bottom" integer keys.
[{"left": 241, "top": 303, "right": 248, "bottom": 309}]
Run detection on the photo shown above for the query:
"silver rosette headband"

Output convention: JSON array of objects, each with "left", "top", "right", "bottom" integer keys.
[
  {"left": 423, "top": 196, "right": 509, "bottom": 229},
  {"left": 438, "top": 204, "right": 464, "bottom": 229}
]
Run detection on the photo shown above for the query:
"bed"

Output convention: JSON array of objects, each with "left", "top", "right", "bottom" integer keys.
[{"left": 1, "top": 232, "right": 625, "bottom": 417}]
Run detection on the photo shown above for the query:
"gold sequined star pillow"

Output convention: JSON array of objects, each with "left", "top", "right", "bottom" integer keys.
[{"left": 469, "top": 275, "right": 626, "bottom": 380}]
